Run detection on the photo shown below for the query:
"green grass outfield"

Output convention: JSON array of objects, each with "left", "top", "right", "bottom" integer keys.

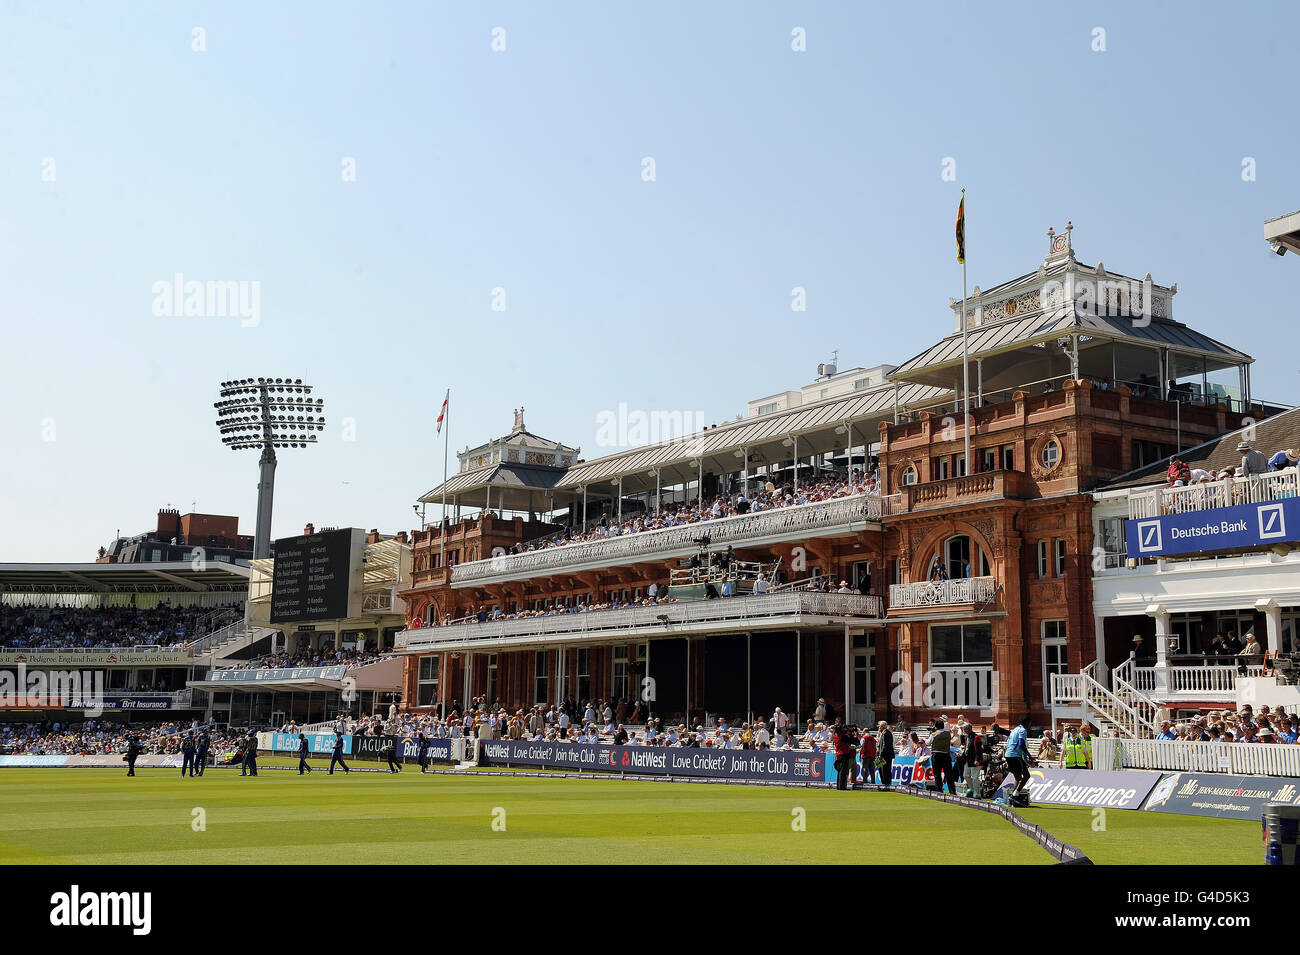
[{"left": 0, "top": 766, "right": 1261, "bottom": 865}]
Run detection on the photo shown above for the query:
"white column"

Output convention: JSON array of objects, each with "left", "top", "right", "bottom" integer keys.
[
  {"left": 1146, "top": 603, "right": 1170, "bottom": 698},
  {"left": 1093, "top": 613, "right": 1108, "bottom": 684},
  {"left": 793, "top": 435, "right": 799, "bottom": 490},
  {"left": 1256, "top": 597, "right": 1281, "bottom": 655},
  {"left": 462, "top": 651, "right": 472, "bottom": 710}
]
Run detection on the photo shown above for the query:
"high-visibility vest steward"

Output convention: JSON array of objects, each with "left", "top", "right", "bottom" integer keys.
[{"left": 1063, "top": 737, "right": 1089, "bottom": 768}]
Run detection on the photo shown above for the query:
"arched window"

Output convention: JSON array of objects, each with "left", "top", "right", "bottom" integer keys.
[
  {"left": 944, "top": 534, "right": 991, "bottom": 579},
  {"left": 900, "top": 465, "right": 918, "bottom": 486}
]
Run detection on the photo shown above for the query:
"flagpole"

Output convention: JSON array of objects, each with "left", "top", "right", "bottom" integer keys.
[
  {"left": 439, "top": 389, "right": 449, "bottom": 572},
  {"left": 960, "top": 188, "right": 971, "bottom": 474}
]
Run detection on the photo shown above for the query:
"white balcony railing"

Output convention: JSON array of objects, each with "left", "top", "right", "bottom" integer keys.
[
  {"left": 1094, "top": 736, "right": 1300, "bottom": 777},
  {"left": 1128, "top": 470, "right": 1300, "bottom": 520},
  {"left": 450, "top": 493, "right": 896, "bottom": 584},
  {"left": 888, "top": 576, "right": 998, "bottom": 609},
  {"left": 400, "top": 591, "right": 881, "bottom": 651},
  {"left": 1131, "top": 663, "right": 1264, "bottom": 700}
]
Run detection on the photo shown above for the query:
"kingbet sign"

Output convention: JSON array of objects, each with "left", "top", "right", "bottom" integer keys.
[{"left": 1126, "top": 498, "right": 1300, "bottom": 559}]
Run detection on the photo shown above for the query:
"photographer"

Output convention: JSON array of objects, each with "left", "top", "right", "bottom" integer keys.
[{"left": 832, "top": 721, "right": 857, "bottom": 790}]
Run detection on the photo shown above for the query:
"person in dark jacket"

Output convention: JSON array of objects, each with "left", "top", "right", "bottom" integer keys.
[
  {"left": 194, "top": 730, "right": 209, "bottom": 776},
  {"left": 832, "top": 721, "right": 857, "bottom": 790},
  {"left": 383, "top": 739, "right": 402, "bottom": 773},
  {"left": 125, "top": 735, "right": 141, "bottom": 776},
  {"left": 329, "top": 731, "right": 350, "bottom": 774},
  {"left": 875, "top": 721, "right": 895, "bottom": 787},
  {"left": 180, "top": 733, "right": 196, "bottom": 778},
  {"left": 241, "top": 732, "right": 258, "bottom": 777},
  {"left": 297, "top": 733, "right": 312, "bottom": 775},
  {"left": 417, "top": 734, "right": 430, "bottom": 773}
]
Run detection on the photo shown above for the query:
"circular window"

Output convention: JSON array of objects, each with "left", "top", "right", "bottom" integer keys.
[
  {"left": 900, "top": 465, "right": 918, "bottom": 486},
  {"left": 1040, "top": 439, "right": 1061, "bottom": 470}
]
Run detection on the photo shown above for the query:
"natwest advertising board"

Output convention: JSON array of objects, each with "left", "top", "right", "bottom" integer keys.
[{"left": 478, "top": 739, "right": 827, "bottom": 784}]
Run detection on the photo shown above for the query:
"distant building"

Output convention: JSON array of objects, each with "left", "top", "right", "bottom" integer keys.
[{"left": 98, "top": 508, "right": 253, "bottom": 565}]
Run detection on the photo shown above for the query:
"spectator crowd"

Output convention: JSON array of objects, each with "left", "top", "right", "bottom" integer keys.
[{"left": 0, "top": 604, "right": 231, "bottom": 649}]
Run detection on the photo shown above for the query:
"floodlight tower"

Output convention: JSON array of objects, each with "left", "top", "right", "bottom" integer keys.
[{"left": 215, "top": 377, "right": 326, "bottom": 559}]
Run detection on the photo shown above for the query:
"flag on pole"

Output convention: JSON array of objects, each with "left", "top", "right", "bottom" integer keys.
[
  {"left": 955, "top": 195, "right": 965, "bottom": 264},
  {"left": 436, "top": 390, "right": 449, "bottom": 434}
]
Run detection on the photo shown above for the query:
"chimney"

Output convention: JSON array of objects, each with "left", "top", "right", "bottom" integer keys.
[
  {"left": 156, "top": 508, "right": 180, "bottom": 538},
  {"left": 304, "top": 523, "right": 315, "bottom": 536},
  {"left": 367, "top": 528, "right": 381, "bottom": 544},
  {"left": 395, "top": 531, "right": 408, "bottom": 544}
]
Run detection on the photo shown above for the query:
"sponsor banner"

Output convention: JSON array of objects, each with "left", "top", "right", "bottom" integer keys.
[
  {"left": 831, "top": 754, "right": 936, "bottom": 788},
  {"left": 269, "top": 732, "right": 354, "bottom": 755},
  {"left": 1143, "top": 772, "right": 1300, "bottom": 819},
  {"left": 393, "top": 735, "right": 454, "bottom": 762},
  {"left": 352, "top": 734, "right": 395, "bottom": 758},
  {"left": 0, "top": 754, "right": 71, "bottom": 767},
  {"left": 65, "top": 696, "right": 175, "bottom": 711},
  {"left": 202, "top": 666, "right": 346, "bottom": 684},
  {"left": 64, "top": 754, "right": 134, "bottom": 767},
  {"left": 479, "top": 739, "right": 828, "bottom": 784},
  {"left": 1126, "top": 497, "right": 1300, "bottom": 558},
  {"left": 0, "top": 649, "right": 190, "bottom": 667},
  {"left": 136, "top": 754, "right": 185, "bottom": 768},
  {"left": 999, "top": 767, "right": 1162, "bottom": 809}
]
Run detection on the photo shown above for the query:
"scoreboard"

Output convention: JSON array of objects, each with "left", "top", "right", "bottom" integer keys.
[{"left": 269, "top": 528, "right": 365, "bottom": 623}]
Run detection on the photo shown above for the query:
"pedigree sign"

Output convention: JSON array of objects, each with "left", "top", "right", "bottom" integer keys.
[{"left": 0, "top": 649, "right": 190, "bottom": 667}]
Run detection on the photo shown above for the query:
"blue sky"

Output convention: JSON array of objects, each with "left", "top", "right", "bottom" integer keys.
[{"left": 2, "top": 1, "right": 1297, "bottom": 561}]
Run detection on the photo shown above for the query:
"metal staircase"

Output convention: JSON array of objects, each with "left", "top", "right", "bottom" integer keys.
[{"left": 187, "top": 619, "right": 278, "bottom": 664}]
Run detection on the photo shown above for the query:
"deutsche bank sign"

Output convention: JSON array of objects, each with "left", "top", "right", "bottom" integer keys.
[{"left": 1126, "top": 498, "right": 1300, "bottom": 558}]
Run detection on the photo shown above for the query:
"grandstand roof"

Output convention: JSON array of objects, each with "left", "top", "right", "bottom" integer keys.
[{"left": 0, "top": 561, "right": 251, "bottom": 594}]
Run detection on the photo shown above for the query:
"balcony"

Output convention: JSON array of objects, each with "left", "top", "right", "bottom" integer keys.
[
  {"left": 1128, "top": 470, "right": 1299, "bottom": 520},
  {"left": 888, "top": 576, "right": 998, "bottom": 612},
  {"left": 1131, "top": 660, "right": 1265, "bottom": 703},
  {"left": 900, "top": 470, "right": 1031, "bottom": 512},
  {"left": 448, "top": 493, "right": 896, "bottom": 587},
  {"left": 397, "top": 591, "right": 882, "bottom": 651}
]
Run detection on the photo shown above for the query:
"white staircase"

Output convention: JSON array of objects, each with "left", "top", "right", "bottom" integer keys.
[{"left": 1051, "top": 661, "right": 1159, "bottom": 739}]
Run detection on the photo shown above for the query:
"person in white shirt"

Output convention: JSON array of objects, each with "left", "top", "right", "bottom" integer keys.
[
  {"left": 753, "top": 575, "right": 771, "bottom": 595},
  {"left": 773, "top": 707, "right": 789, "bottom": 734}
]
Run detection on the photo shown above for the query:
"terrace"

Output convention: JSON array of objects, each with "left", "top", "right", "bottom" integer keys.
[
  {"left": 397, "top": 590, "right": 882, "bottom": 652},
  {"left": 448, "top": 492, "right": 897, "bottom": 587}
]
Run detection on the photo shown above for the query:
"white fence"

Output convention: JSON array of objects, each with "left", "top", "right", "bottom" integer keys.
[
  {"left": 888, "top": 576, "right": 997, "bottom": 609},
  {"left": 401, "top": 591, "right": 881, "bottom": 651},
  {"left": 1128, "top": 469, "right": 1300, "bottom": 520},
  {"left": 1094, "top": 736, "right": 1300, "bottom": 777},
  {"left": 451, "top": 493, "right": 893, "bottom": 584}
]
